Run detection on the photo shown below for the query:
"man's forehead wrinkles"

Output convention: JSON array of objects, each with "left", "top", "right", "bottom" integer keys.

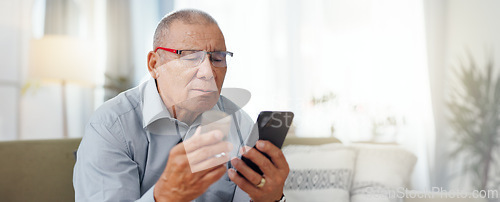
[
  {"left": 164, "top": 23, "right": 226, "bottom": 52},
  {"left": 184, "top": 31, "right": 214, "bottom": 40},
  {"left": 185, "top": 31, "right": 197, "bottom": 37},
  {"left": 176, "top": 35, "right": 223, "bottom": 51}
]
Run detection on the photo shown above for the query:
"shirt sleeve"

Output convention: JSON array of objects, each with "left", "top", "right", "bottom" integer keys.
[{"left": 73, "top": 122, "right": 154, "bottom": 202}]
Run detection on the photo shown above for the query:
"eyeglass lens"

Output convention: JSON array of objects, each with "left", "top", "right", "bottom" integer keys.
[{"left": 179, "top": 51, "right": 230, "bottom": 68}]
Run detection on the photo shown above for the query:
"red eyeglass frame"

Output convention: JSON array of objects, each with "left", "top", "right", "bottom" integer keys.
[
  {"left": 155, "top": 47, "right": 182, "bottom": 54},
  {"left": 154, "top": 47, "right": 234, "bottom": 57}
]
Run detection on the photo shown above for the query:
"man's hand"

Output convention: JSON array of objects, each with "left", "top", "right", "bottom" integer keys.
[
  {"left": 154, "top": 128, "right": 233, "bottom": 202},
  {"left": 228, "top": 140, "right": 289, "bottom": 202}
]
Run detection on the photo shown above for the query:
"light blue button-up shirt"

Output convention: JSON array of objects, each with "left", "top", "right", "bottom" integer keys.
[{"left": 73, "top": 78, "right": 256, "bottom": 202}]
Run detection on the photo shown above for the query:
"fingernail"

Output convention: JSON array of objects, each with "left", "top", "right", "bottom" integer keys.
[
  {"left": 230, "top": 158, "right": 237, "bottom": 165},
  {"left": 227, "top": 168, "right": 235, "bottom": 177},
  {"left": 258, "top": 141, "right": 265, "bottom": 149}
]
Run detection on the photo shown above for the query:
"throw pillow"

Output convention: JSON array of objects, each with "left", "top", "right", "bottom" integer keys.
[
  {"left": 350, "top": 144, "right": 417, "bottom": 202},
  {"left": 282, "top": 143, "right": 356, "bottom": 202}
]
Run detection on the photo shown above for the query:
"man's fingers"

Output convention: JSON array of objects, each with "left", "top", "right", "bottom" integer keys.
[
  {"left": 187, "top": 141, "right": 233, "bottom": 165},
  {"left": 183, "top": 129, "right": 224, "bottom": 153},
  {"left": 198, "top": 164, "right": 227, "bottom": 184},
  {"left": 255, "top": 140, "right": 289, "bottom": 171},
  {"left": 241, "top": 146, "right": 277, "bottom": 176},
  {"left": 227, "top": 168, "right": 259, "bottom": 194},
  {"left": 190, "top": 151, "right": 231, "bottom": 173},
  {"left": 230, "top": 158, "right": 263, "bottom": 186}
]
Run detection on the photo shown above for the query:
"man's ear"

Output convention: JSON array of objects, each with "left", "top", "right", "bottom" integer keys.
[{"left": 147, "top": 51, "right": 159, "bottom": 78}]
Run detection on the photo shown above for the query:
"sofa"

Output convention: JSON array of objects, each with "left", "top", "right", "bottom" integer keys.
[
  {"left": 0, "top": 137, "right": 417, "bottom": 202},
  {"left": 282, "top": 137, "right": 417, "bottom": 202},
  {"left": 0, "top": 138, "right": 81, "bottom": 202}
]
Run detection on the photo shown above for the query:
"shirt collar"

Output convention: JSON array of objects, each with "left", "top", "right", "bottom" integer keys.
[
  {"left": 142, "top": 77, "right": 222, "bottom": 129},
  {"left": 142, "top": 77, "right": 172, "bottom": 128}
]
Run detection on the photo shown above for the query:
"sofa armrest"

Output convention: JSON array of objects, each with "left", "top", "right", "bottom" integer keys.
[{"left": 0, "top": 138, "right": 82, "bottom": 201}]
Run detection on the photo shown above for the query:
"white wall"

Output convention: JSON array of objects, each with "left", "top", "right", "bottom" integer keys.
[
  {"left": 0, "top": 0, "right": 27, "bottom": 140},
  {"left": 445, "top": 0, "right": 500, "bottom": 65},
  {"left": 427, "top": 0, "right": 500, "bottom": 190},
  {"left": 445, "top": 0, "right": 500, "bottom": 191}
]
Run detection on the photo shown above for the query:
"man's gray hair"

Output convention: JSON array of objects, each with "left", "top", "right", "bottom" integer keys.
[{"left": 153, "top": 9, "right": 219, "bottom": 49}]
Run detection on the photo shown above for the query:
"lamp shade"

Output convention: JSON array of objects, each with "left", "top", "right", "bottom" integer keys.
[{"left": 29, "top": 35, "right": 96, "bottom": 84}]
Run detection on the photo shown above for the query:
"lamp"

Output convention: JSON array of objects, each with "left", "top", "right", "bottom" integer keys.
[{"left": 29, "top": 35, "right": 96, "bottom": 138}]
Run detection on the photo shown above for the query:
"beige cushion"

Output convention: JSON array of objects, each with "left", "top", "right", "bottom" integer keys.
[
  {"left": 0, "top": 138, "right": 81, "bottom": 202},
  {"left": 283, "top": 143, "right": 355, "bottom": 202},
  {"left": 283, "top": 137, "right": 341, "bottom": 146},
  {"left": 350, "top": 143, "right": 417, "bottom": 202}
]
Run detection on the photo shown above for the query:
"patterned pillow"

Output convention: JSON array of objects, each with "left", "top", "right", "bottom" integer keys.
[
  {"left": 282, "top": 143, "right": 356, "bottom": 202},
  {"left": 350, "top": 144, "right": 417, "bottom": 202}
]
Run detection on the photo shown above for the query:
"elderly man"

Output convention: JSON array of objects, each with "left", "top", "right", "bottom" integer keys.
[{"left": 73, "top": 9, "right": 288, "bottom": 202}]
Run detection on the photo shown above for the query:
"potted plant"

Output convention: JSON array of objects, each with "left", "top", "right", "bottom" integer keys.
[{"left": 447, "top": 52, "right": 500, "bottom": 192}]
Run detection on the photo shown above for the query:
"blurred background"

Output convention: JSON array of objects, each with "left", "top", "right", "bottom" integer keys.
[{"left": 1, "top": 0, "right": 500, "bottom": 196}]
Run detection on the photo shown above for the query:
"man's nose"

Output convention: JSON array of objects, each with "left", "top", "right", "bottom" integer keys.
[{"left": 196, "top": 53, "right": 214, "bottom": 80}]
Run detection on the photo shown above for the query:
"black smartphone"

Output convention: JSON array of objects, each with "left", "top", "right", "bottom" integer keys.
[{"left": 239, "top": 111, "right": 294, "bottom": 175}]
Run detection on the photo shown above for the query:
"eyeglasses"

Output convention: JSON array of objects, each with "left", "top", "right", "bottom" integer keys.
[{"left": 155, "top": 47, "right": 233, "bottom": 68}]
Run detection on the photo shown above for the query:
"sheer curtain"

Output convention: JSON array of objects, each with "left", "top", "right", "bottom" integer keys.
[
  {"left": 103, "top": 0, "right": 172, "bottom": 100},
  {"left": 174, "top": 0, "right": 434, "bottom": 190},
  {"left": 20, "top": 0, "right": 96, "bottom": 139},
  {"left": 102, "top": 0, "right": 134, "bottom": 100},
  {"left": 14, "top": 0, "right": 161, "bottom": 140}
]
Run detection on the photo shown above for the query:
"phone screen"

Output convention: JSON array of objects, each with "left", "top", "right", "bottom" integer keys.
[
  {"left": 239, "top": 111, "right": 294, "bottom": 175},
  {"left": 256, "top": 111, "right": 294, "bottom": 148}
]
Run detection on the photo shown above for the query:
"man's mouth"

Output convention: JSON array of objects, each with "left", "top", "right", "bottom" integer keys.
[{"left": 193, "top": 89, "right": 217, "bottom": 93}]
